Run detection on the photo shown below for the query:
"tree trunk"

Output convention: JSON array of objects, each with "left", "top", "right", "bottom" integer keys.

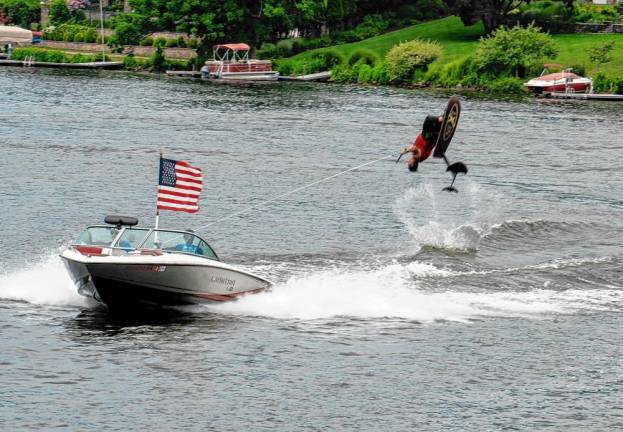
[{"left": 481, "top": 11, "right": 501, "bottom": 35}]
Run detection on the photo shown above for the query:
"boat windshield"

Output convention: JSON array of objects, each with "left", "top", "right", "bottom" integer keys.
[
  {"left": 75, "top": 226, "right": 118, "bottom": 246},
  {"left": 141, "top": 230, "right": 217, "bottom": 259},
  {"left": 114, "top": 228, "right": 150, "bottom": 251}
]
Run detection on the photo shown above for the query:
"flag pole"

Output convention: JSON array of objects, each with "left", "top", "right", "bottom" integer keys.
[{"left": 155, "top": 150, "right": 163, "bottom": 230}]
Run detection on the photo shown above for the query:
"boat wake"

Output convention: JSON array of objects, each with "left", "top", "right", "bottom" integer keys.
[
  {"left": 393, "top": 183, "right": 597, "bottom": 254},
  {"left": 209, "top": 256, "right": 623, "bottom": 322},
  {"left": 2, "top": 252, "right": 620, "bottom": 324},
  {"left": 0, "top": 254, "right": 85, "bottom": 307}
]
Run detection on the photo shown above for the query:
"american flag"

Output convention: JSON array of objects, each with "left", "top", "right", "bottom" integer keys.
[{"left": 157, "top": 158, "right": 203, "bottom": 213}]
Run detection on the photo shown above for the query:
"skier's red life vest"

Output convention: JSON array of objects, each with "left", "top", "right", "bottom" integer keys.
[{"left": 413, "top": 133, "right": 434, "bottom": 162}]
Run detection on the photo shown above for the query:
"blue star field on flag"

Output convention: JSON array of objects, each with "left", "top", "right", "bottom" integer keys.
[{"left": 159, "top": 158, "right": 177, "bottom": 187}]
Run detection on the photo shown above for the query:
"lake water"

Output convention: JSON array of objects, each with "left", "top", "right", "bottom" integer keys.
[{"left": 1, "top": 67, "right": 622, "bottom": 431}]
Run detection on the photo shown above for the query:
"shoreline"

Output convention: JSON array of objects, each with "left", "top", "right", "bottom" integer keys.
[{"left": 2, "top": 61, "right": 621, "bottom": 100}]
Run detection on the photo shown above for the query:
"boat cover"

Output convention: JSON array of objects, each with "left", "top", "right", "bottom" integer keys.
[
  {"left": 213, "top": 43, "right": 250, "bottom": 51},
  {"left": 0, "top": 26, "right": 33, "bottom": 44}
]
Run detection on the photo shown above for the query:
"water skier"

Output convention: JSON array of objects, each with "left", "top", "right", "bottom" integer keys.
[{"left": 399, "top": 115, "right": 443, "bottom": 172}]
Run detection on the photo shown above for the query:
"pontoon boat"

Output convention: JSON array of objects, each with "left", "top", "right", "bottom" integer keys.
[{"left": 200, "top": 43, "right": 279, "bottom": 81}]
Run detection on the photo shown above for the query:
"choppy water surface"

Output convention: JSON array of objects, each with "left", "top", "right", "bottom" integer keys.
[{"left": 1, "top": 67, "right": 622, "bottom": 431}]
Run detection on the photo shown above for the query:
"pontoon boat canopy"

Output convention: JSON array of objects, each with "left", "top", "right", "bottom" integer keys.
[
  {"left": 0, "top": 25, "right": 33, "bottom": 44},
  {"left": 213, "top": 43, "right": 250, "bottom": 52}
]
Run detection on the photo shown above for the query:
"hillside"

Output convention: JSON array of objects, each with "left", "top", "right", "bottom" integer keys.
[{"left": 293, "top": 16, "right": 623, "bottom": 76}]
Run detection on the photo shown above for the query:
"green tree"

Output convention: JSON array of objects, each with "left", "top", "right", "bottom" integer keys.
[
  {"left": 444, "top": 0, "right": 530, "bottom": 35},
  {"left": 474, "top": 24, "right": 559, "bottom": 77},
  {"left": 587, "top": 40, "right": 616, "bottom": 69},
  {"left": 109, "top": 13, "right": 149, "bottom": 45},
  {"left": 0, "top": 0, "right": 40, "bottom": 27},
  {"left": 49, "top": 0, "right": 71, "bottom": 25},
  {"left": 150, "top": 38, "right": 166, "bottom": 71}
]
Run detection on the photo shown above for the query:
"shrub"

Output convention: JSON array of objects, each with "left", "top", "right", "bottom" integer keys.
[
  {"left": 516, "top": 1, "right": 573, "bottom": 30},
  {"left": 384, "top": 39, "right": 442, "bottom": 83},
  {"left": 165, "top": 38, "right": 178, "bottom": 48},
  {"left": 474, "top": 24, "right": 558, "bottom": 78},
  {"left": 123, "top": 53, "right": 150, "bottom": 70},
  {"left": 486, "top": 77, "right": 528, "bottom": 93},
  {"left": 84, "top": 28, "right": 96, "bottom": 43},
  {"left": 139, "top": 36, "right": 153, "bottom": 46},
  {"left": 305, "top": 36, "right": 331, "bottom": 50},
  {"left": 332, "top": 14, "right": 389, "bottom": 44},
  {"left": 68, "top": 52, "right": 90, "bottom": 63},
  {"left": 309, "top": 49, "right": 345, "bottom": 69},
  {"left": 568, "top": 64, "right": 585, "bottom": 77},
  {"left": 45, "top": 24, "right": 97, "bottom": 42},
  {"left": 356, "top": 63, "right": 374, "bottom": 83},
  {"left": 110, "top": 21, "right": 142, "bottom": 46},
  {"left": 586, "top": 40, "right": 616, "bottom": 67},
  {"left": 592, "top": 73, "right": 623, "bottom": 94},
  {"left": 424, "top": 57, "right": 478, "bottom": 87},
  {"left": 276, "top": 39, "right": 294, "bottom": 57},
  {"left": 573, "top": 4, "right": 620, "bottom": 23},
  {"left": 348, "top": 48, "right": 379, "bottom": 67},
  {"left": 331, "top": 64, "right": 358, "bottom": 83},
  {"left": 166, "top": 58, "right": 187, "bottom": 70},
  {"left": 257, "top": 42, "right": 277, "bottom": 59},
  {"left": 10, "top": 47, "right": 106, "bottom": 63},
  {"left": 291, "top": 39, "right": 305, "bottom": 55},
  {"left": 176, "top": 36, "right": 186, "bottom": 48},
  {"left": 187, "top": 37, "right": 198, "bottom": 49},
  {"left": 274, "top": 56, "right": 331, "bottom": 76},
  {"left": 49, "top": 0, "right": 70, "bottom": 25},
  {"left": 151, "top": 44, "right": 166, "bottom": 72},
  {"left": 153, "top": 37, "right": 166, "bottom": 48},
  {"left": 331, "top": 62, "right": 388, "bottom": 85}
]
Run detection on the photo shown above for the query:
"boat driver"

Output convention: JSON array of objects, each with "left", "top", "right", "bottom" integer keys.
[
  {"left": 175, "top": 231, "right": 204, "bottom": 255},
  {"left": 400, "top": 115, "right": 443, "bottom": 172}
]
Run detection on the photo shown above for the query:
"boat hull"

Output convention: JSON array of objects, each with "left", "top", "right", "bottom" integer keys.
[
  {"left": 61, "top": 253, "right": 270, "bottom": 310},
  {"left": 525, "top": 82, "right": 592, "bottom": 94},
  {"left": 524, "top": 72, "right": 592, "bottom": 94}
]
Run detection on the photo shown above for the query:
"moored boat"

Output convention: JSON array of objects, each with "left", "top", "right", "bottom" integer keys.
[
  {"left": 524, "top": 66, "right": 592, "bottom": 94},
  {"left": 60, "top": 216, "right": 271, "bottom": 310},
  {"left": 200, "top": 43, "right": 279, "bottom": 81}
]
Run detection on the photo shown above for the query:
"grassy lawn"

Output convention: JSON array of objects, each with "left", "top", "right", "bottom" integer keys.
[
  {"left": 554, "top": 33, "right": 623, "bottom": 75},
  {"left": 293, "top": 16, "right": 483, "bottom": 64},
  {"left": 294, "top": 15, "right": 623, "bottom": 76}
]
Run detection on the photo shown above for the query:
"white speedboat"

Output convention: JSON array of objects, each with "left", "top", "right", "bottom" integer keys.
[
  {"left": 60, "top": 216, "right": 271, "bottom": 309},
  {"left": 524, "top": 67, "right": 592, "bottom": 94}
]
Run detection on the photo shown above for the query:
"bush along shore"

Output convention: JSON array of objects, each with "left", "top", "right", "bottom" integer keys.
[
  {"left": 274, "top": 16, "right": 623, "bottom": 95},
  {"left": 9, "top": 45, "right": 195, "bottom": 72}
]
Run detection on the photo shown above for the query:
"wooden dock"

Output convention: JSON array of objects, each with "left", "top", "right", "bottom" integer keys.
[
  {"left": 0, "top": 59, "right": 123, "bottom": 69},
  {"left": 544, "top": 91, "right": 623, "bottom": 101},
  {"left": 165, "top": 70, "right": 202, "bottom": 78},
  {"left": 279, "top": 71, "right": 331, "bottom": 82}
]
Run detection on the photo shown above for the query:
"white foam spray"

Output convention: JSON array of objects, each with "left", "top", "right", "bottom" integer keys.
[
  {"left": 0, "top": 254, "right": 85, "bottom": 307},
  {"left": 210, "top": 258, "right": 623, "bottom": 322},
  {"left": 394, "top": 182, "right": 501, "bottom": 251}
]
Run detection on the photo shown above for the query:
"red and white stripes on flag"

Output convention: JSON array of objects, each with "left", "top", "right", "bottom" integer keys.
[{"left": 157, "top": 158, "right": 203, "bottom": 213}]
